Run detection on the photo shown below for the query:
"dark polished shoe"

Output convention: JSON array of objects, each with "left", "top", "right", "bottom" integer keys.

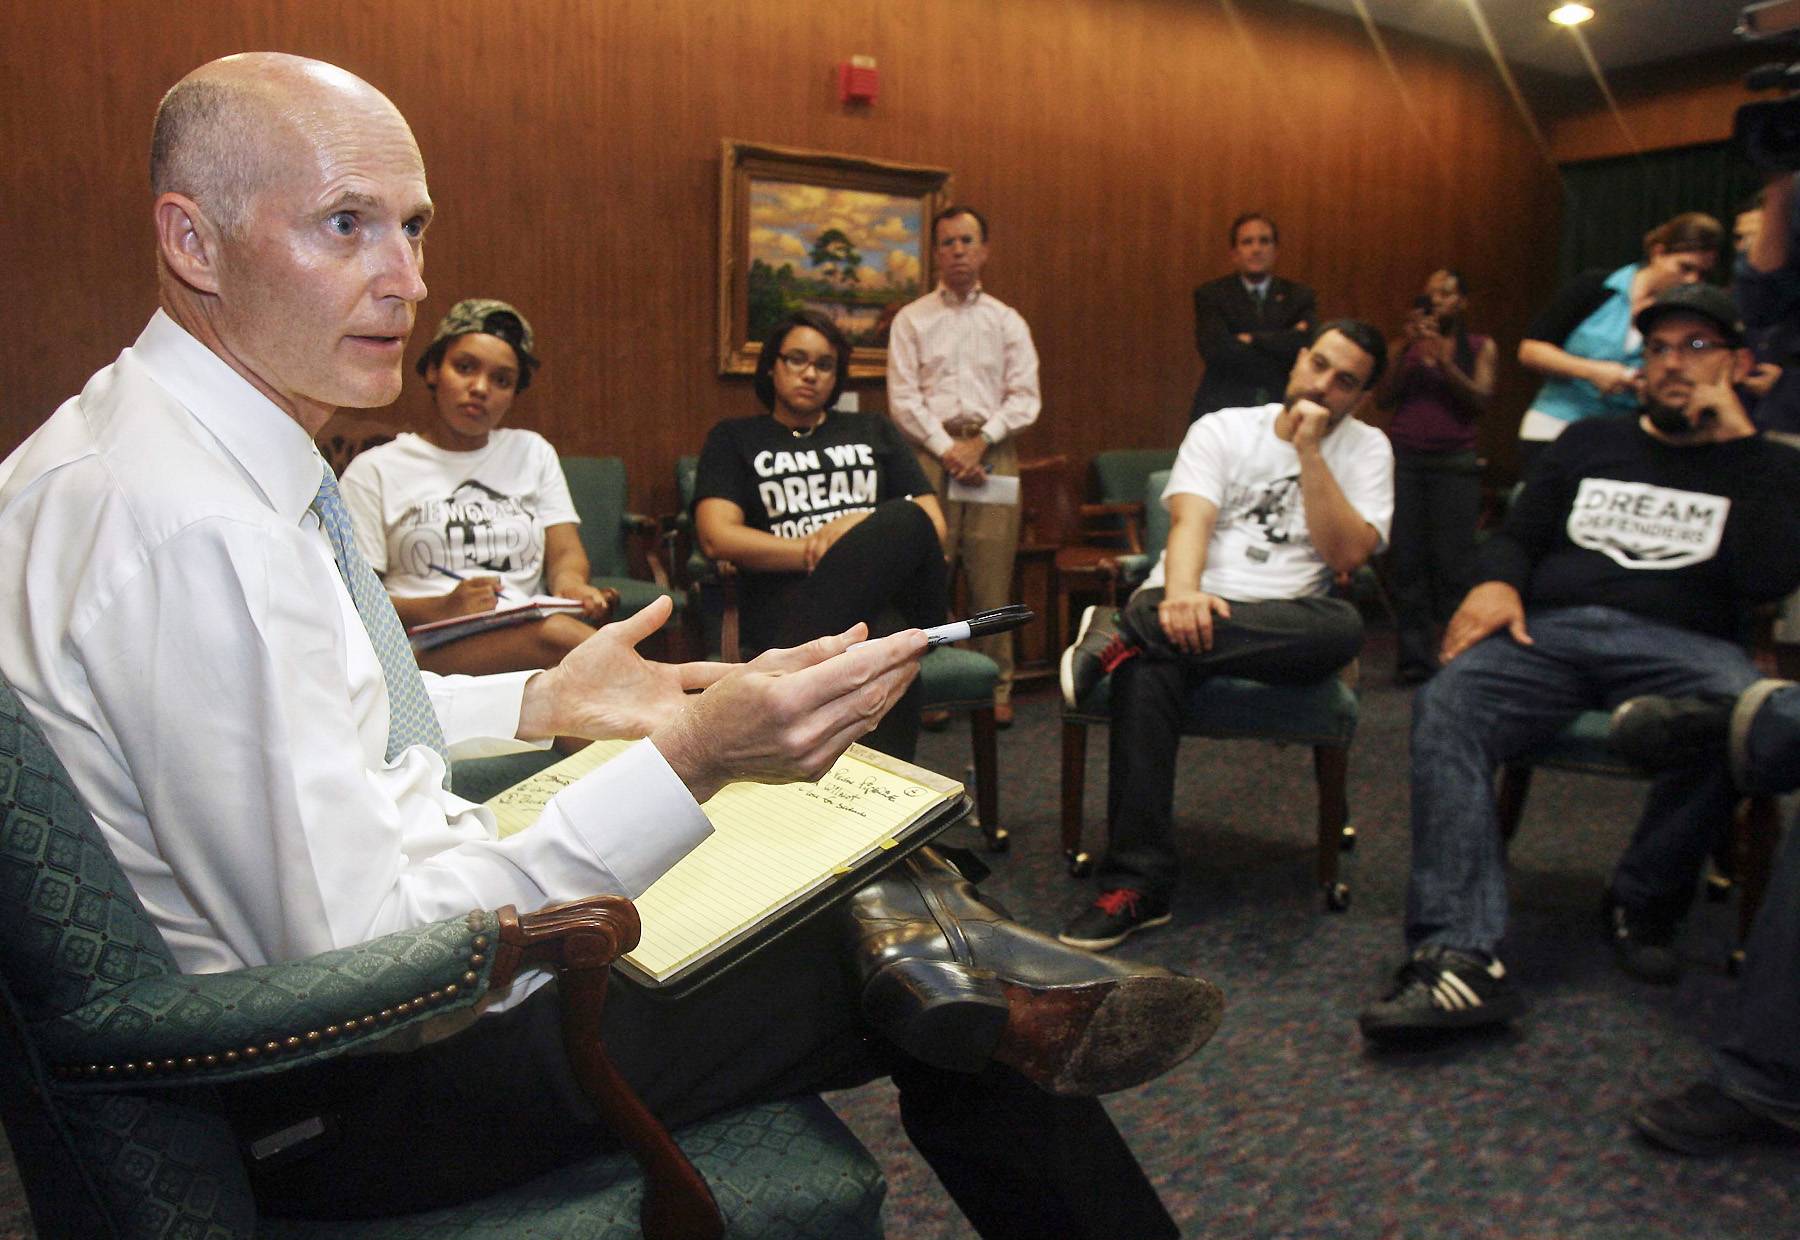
[
  {"left": 845, "top": 847, "right": 1223, "bottom": 1095},
  {"left": 1609, "top": 694, "right": 1734, "bottom": 771},
  {"left": 1602, "top": 891, "right": 1682, "bottom": 985},
  {"left": 1633, "top": 1081, "right": 1799, "bottom": 1156}
]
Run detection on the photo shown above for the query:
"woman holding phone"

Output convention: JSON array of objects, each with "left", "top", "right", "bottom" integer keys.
[{"left": 1373, "top": 269, "right": 1497, "bottom": 684}]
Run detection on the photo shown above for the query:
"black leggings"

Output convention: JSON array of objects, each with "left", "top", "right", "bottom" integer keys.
[{"left": 743, "top": 500, "right": 949, "bottom": 760}]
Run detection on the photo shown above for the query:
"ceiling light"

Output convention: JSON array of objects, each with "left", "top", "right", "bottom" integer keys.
[{"left": 1549, "top": 3, "right": 1595, "bottom": 25}]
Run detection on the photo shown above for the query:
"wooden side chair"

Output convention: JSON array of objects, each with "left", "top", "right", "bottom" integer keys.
[
  {"left": 1059, "top": 469, "right": 1360, "bottom": 910},
  {"left": 1016, "top": 454, "right": 1159, "bottom": 660},
  {"left": 0, "top": 677, "right": 886, "bottom": 1239}
]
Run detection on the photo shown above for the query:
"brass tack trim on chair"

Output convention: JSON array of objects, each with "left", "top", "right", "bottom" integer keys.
[{"left": 52, "top": 929, "right": 495, "bottom": 1082}]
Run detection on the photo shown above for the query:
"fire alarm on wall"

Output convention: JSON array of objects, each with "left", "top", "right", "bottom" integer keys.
[{"left": 838, "top": 55, "right": 879, "bottom": 105}]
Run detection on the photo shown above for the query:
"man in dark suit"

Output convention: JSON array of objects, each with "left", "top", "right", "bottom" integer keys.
[{"left": 1190, "top": 212, "right": 1317, "bottom": 420}]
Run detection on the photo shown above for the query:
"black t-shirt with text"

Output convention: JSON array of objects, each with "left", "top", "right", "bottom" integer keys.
[
  {"left": 1477, "top": 416, "right": 1800, "bottom": 638},
  {"left": 695, "top": 411, "right": 932, "bottom": 627},
  {"left": 696, "top": 412, "right": 929, "bottom": 538}
]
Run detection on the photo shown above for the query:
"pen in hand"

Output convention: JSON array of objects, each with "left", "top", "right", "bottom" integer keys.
[
  {"left": 427, "top": 562, "right": 517, "bottom": 603},
  {"left": 850, "top": 604, "right": 1036, "bottom": 651}
]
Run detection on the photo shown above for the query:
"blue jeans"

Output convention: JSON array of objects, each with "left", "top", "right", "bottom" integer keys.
[{"left": 1406, "top": 606, "right": 1760, "bottom": 957}]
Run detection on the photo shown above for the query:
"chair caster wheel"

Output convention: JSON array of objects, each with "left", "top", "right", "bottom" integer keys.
[
  {"left": 1727, "top": 948, "right": 1745, "bottom": 976},
  {"left": 1325, "top": 883, "right": 1351, "bottom": 912},
  {"left": 1066, "top": 850, "right": 1093, "bottom": 878},
  {"left": 1340, "top": 824, "right": 1357, "bottom": 852},
  {"left": 984, "top": 827, "right": 1010, "bottom": 853},
  {"left": 1705, "top": 874, "right": 1733, "bottom": 903}
]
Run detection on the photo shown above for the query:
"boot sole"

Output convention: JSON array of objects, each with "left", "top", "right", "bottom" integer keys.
[{"left": 993, "top": 973, "right": 1224, "bottom": 1096}]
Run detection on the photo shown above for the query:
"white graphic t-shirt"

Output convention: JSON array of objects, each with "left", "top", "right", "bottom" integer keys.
[
  {"left": 340, "top": 429, "right": 580, "bottom": 600},
  {"left": 1141, "top": 403, "right": 1395, "bottom": 601}
]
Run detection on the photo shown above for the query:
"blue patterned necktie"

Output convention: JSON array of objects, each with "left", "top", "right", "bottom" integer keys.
[{"left": 310, "top": 465, "right": 452, "bottom": 784}]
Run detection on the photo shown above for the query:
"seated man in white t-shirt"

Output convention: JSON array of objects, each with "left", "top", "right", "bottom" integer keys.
[{"left": 1058, "top": 320, "right": 1396, "bottom": 949}]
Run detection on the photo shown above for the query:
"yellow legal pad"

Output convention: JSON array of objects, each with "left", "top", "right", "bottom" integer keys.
[{"left": 486, "top": 742, "right": 961, "bottom": 987}]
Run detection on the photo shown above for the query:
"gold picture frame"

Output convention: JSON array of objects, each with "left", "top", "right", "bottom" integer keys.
[{"left": 718, "top": 140, "right": 953, "bottom": 379}]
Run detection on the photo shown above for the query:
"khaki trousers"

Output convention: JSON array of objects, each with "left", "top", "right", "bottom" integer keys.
[{"left": 915, "top": 438, "right": 1022, "bottom": 702}]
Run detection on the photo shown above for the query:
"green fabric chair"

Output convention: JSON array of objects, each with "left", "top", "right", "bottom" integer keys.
[
  {"left": 1494, "top": 709, "right": 1780, "bottom": 970},
  {"left": 0, "top": 678, "right": 885, "bottom": 1239},
  {"left": 1090, "top": 449, "right": 1178, "bottom": 530},
  {"left": 560, "top": 455, "right": 682, "bottom": 625},
  {"left": 1060, "top": 469, "right": 1360, "bottom": 909}
]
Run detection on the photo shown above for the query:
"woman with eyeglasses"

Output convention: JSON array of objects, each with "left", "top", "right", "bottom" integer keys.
[
  {"left": 341, "top": 298, "right": 617, "bottom": 676},
  {"left": 1516, "top": 211, "right": 1723, "bottom": 472},
  {"left": 1372, "top": 269, "right": 1497, "bottom": 684},
  {"left": 694, "top": 309, "right": 948, "bottom": 759}
]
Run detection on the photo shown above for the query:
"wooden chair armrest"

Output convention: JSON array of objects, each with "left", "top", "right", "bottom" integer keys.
[
  {"left": 494, "top": 896, "right": 722, "bottom": 1240},
  {"left": 622, "top": 513, "right": 673, "bottom": 590},
  {"left": 711, "top": 557, "right": 742, "bottom": 661}
]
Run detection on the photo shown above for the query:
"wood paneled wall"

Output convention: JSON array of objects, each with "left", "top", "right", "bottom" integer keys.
[
  {"left": 2, "top": 0, "right": 1561, "bottom": 509},
  {"left": 1547, "top": 48, "right": 1766, "bottom": 164}
]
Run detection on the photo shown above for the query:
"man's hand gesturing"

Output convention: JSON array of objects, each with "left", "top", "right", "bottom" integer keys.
[{"left": 650, "top": 626, "right": 925, "bottom": 804}]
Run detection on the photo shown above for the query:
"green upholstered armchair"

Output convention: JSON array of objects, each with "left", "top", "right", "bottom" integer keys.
[
  {"left": 0, "top": 678, "right": 885, "bottom": 1239},
  {"left": 1060, "top": 469, "right": 1360, "bottom": 909},
  {"left": 560, "top": 455, "right": 685, "bottom": 632}
]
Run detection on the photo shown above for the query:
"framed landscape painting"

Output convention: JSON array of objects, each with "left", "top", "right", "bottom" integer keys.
[{"left": 718, "top": 140, "right": 952, "bottom": 378}]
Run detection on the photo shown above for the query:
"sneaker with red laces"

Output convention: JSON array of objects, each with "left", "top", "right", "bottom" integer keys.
[
  {"left": 1060, "top": 606, "right": 1138, "bottom": 710},
  {"left": 1058, "top": 888, "right": 1172, "bottom": 951}
]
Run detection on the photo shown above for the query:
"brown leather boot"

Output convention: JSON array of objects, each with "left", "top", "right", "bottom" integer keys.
[{"left": 844, "top": 847, "right": 1223, "bottom": 1096}]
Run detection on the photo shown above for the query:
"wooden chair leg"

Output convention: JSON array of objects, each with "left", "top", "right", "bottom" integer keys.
[
  {"left": 1061, "top": 718, "right": 1093, "bottom": 876},
  {"left": 1314, "top": 745, "right": 1350, "bottom": 911},
  {"left": 969, "top": 705, "right": 1005, "bottom": 852},
  {"left": 1495, "top": 763, "right": 1533, "bottom": 845}
]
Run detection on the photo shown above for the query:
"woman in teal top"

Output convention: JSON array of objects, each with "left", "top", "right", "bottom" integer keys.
[{"left": 1516, "top": 212, "right": 1722, "bottom": 471}]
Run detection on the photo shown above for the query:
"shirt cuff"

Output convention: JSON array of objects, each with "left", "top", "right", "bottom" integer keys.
[
  {"left": 923, "top": 429, "right": 956, "bottom": 458},
  {"left": 436, "top": 670, "right": 550, "bottom": 759},
  {"left": 540, "top": 738, "right": 713, "bottom": 897},
  {"left": 980, "top": 421, "right": 1005, "bottom": 445}
]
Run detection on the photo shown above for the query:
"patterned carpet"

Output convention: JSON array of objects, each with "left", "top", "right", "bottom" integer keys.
[
  {"left": 826, "top": 631, "right": 1800, "bottom": 1238},
  {"left": 1, "top": 630, "right": 1793, "bottom": 1237}
]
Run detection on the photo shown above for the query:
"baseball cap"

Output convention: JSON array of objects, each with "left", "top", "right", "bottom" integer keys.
[
  {"left": 415, "top": 298, "right": 539, "bottom": 381},
  {"left": 1633, "top": 283, "right": 1745, "bottom": 348}
]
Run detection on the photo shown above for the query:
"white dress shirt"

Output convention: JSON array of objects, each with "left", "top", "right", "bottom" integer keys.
[
  {"left": 0, "top": 312, "right": 711, "bottom": 982},
  {"left": 887, "top": 284, "right": 1041, "bottom": 458}
]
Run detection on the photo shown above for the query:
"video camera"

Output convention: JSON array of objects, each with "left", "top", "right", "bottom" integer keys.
[{"left": 1737, "top": 1, "right": 1800, "bottom": 170}]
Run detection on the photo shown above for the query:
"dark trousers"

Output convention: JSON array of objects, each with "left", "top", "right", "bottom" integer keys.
[
  {"left": 1097, "top": 589, "right": 1364, "bottom": 897},
  {"left": 745, "top": 499, "right": 949, "bottom": 761},
  {"left": 1390, "top": 449, "right": 1481, "bottom": 679},
  {"left": 220, "top": 910, "right": 1176, "bottom": 1239},
  {"left": 1716, "top": 685, "right": 1800, "bottom": 1121},
  {"left": 1405, "top": 606, "right": 1760, "bottom": 956}
]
